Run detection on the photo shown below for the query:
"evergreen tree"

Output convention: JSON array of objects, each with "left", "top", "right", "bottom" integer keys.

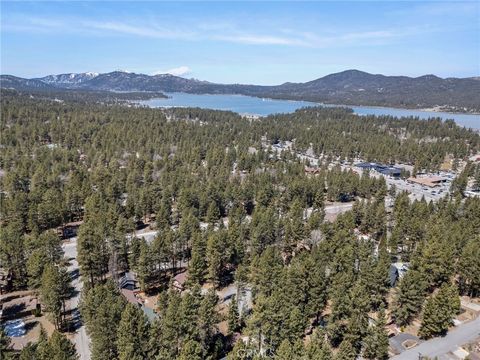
[
  {"left": 178, "top": 339, "right": 204, "bottom": 360},
  {"left": 334, "top": 340, "right": 356, "bottom": 360},
  {"left": 77, "top": 219, "right": 108, "bottom": 286},
  {"left": 458, "top": 237, "right": 480, "bottom": 297},
  {"left": 228, "top": 295, "right": 241, "bottom": 334},
  {"left": 305, "top": 331, "right": 332, "bottom": 360},
  {"left": 80, "top": 281, "right": 126, "bottom": 360},
  {"left": 198, "top": 289, "right": 220, "bottom": 353},
  {"left": 419, "top": 283, "right": 460, "bottom": 339},
  {"left": 36, "top": 327, "right": 52, "bottom": 360},
  {"left": 188, "top": 232, "right": 207, "bottom": 285},
  {"left": 0, "top": 327, "right": 13, "bottom": 359},
  {"left": 362, "top": 307, "right": 388, "bottom": 360},
  {"left": 40, "top": 264, "right": 69, "bottom": 329},
  {"left": 49, "top": 330, "right": 78, "bottom": 360},
  {"left": 206, "top": 232, "right": 225, "bottom": 288},
  {"left": 393, "top": 270, "right": 427, "bottom": 326},
  {"left": 19, "top": 343, "right": 38, "bottom": 360},
  {"left": 116, "top": 303, "right": 150, "bottom": 360},
  {"left": 275, "top": 339, "right": 304, "bottom": 360},
  {"left": 286, "top": 307, "right": 305, "bottom": 343}
]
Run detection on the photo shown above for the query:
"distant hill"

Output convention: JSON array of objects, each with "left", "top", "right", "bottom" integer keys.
[
  {"left": 0, "top": 75, "right": 56, "bottom": 91},
  {"left": 1, "top": 69, "right": 479, "bottom": 112}
]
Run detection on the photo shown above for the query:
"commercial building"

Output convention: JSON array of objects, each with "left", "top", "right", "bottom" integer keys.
[
  {"left": 407, "top": 176, "right": 448, "bottom": 188},
  {"left": 356, "top": 162, "right": 402, "bottom": 177}
]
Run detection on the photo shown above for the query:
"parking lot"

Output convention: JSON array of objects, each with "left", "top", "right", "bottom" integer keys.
[
  {"left": 387, "top": 176, "right": 451, "bottom": 202},
  {"left": 350, "top": 165, "right": 455, "bottom": 203}
]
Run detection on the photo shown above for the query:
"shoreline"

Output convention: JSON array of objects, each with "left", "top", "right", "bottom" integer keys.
[{"left": 156, "top": 92, "right": 480, "bottom": 116}]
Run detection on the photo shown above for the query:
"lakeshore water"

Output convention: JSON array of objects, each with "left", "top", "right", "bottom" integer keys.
[{"left": 140, "top": 92, "right": 480, "bottom": 130}]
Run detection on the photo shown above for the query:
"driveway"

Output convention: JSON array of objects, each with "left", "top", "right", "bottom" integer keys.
[
  {"left": 389, "top": 333, "right": 421, "bottom": 355},
  {"left": 63, "top": 238, "right": 91, "bottom": 360},
  {"left": 391, "top": 316, "right": 480, "bottom": 360}
]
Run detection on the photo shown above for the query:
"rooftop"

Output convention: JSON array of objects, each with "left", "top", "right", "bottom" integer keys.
[{"left": 407, "top": 176, "right": 447, "bottom": 187}]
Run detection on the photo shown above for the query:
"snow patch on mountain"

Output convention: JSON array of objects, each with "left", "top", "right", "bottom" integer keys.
[{"left": 38, "top": 72, "right": 99, "bottom": 86}]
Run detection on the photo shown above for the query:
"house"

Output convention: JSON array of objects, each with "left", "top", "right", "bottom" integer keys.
[
  {"left": 119, "top": 272, "right": 138, "bottom": 291},
  {"left": 390, "top": 262, "right": 409, "bottom": 287},
  {"left": 121, "top": 288, "right": 140, "bottom": 305},
  {"left": 173, "top": 271, "right": 188, "bottom": 291},
  {"left": 389, "top": 262, "right": 410, "bottom": 287}
]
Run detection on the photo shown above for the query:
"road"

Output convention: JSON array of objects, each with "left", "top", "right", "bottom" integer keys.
[
  {"left": 391, "top": 316, "right": 480, "bottom": 359},
  {"left": 128, "top": 229, "right": 158, "bottom": 244},
  {"left": 63, "top": 238, "right": 91, "bottom": 360},
  {"left": 324, "top": 203, "right": 354, "bottom": 221}
]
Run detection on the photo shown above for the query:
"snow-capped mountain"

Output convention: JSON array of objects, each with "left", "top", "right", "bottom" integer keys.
[
  {"left": 2, "top": 70, "right": 479, "bottom": 111},
  {"left": 37, "top": 72, "right": 99, "bottom": 87}
]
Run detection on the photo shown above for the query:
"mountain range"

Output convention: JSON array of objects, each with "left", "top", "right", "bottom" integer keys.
[{"left": 1, "top": 69, "right": 479, "bottom": 112}]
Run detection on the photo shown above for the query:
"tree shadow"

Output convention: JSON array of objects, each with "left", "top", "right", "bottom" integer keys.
[
  {"left": 3, "top": 303, "right": 27, "bottom": 320},
  {"left": 69, "top": 268, "right": 80, "bottom": 281},
  {"left": 0, "top": 293, "right": 24, "bottom": 303},
  {"left": 63, "top": 308, "right": 83, "bottom": 332},
  {"left": 24, "top": 320, "right": 39, "bottom": 333}
]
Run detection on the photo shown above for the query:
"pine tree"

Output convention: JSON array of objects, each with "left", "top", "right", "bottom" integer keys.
[
  {"left": 19, "top": 343, "right": 38, "bottom": 360},
  {"left": 206, "top": 201, "right": 220, "bottom": 224},
  {"left": 227, "top": 340, "right": 250, "bottom": 360},
  {"left": 286, "top": 307, "right": 305, "bottom": 343},
  {"left": 80, "top": 281, "right": 126, "bottom": 360},
  {"left": 49, "top": 330, "right": 78, "bottom": 360},
  {"left": 228, "top": 295, "right": 241, "bottom": 334},
  {"left": 334, "top": 340, "right": 356, "bottom": 360},
  {"left": 136, "top": 239, "right": 153, "bottom": 292},
  {"left": 198, "top": 289, "right": 219, "bottom": 352},
  {"left": 458, "top": 237, "right": 480, "bottom": 297},
  {"left": 179, "top": 289, "right": 201, "bottom": 341},
  {"left": 206, "top": 232, "right": 225, "bottom": 288},
  {"left": 36, "top": 327, "right": 53, "bottom": 360},
  {"left": 116, "top": 303, "right": 150, "bottom": 360},
  {"left": 419, "top": 283, "right": 460, "bottom": 339},
  {"left": 275, "top": 339, "right": 299, "bottom": 360},
  {"left": 393, "top": 270, "right": 427, "bottom": 326},
  {"left": 0, "top": 219, "right": 27, "bottom": 288},
  {"left": 178, "top": 339, "right": 204, "bottom": 360},
  {"left": 305, "top": 255, "right": 327, "bottom": 321},
  {"left": 305, "top": 331, "right": 332, "bottom": 360},
  {"left": 0, "top": 327, "right": 13, "bottom": 359},
  {"left": 362, "top": 307, "right": 388, "bottom": 360},
  {"left": 188, "top": 232, "right": 207, "bottom": 285},
  {"left": 77, "top": 219, "right": 107, "bottom": 286},
  {"left": 40, "top": 264, "right": 66, "bottom": 329},
  {"left": 344, "top": 282, "right": 370, "bottom": 352},
  {"left": 154, "top": 290, "right": 182, "bottom": 358}
]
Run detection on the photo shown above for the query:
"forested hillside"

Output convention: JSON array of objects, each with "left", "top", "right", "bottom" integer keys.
[
  {"left": 2, "top": 69, "right": 480, "bottom": 112},
  {"left": 1, "top": 93, "right": 480, "bottom": 359}
]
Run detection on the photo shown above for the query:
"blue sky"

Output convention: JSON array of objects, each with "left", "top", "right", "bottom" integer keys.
[{"left": 1, "top": 1, "right": 479, "bottom": 84}]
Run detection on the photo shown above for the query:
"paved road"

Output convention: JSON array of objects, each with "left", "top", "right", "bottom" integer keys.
[
  {"left": 128, "top": 229, "right": 158, "bottom": 244},
  {"left": 324, "top": 203, "right": 354, "bottom": 221},
  {"left": 63, "top": 238, "right": 91, "bottom": 360},
  {"left": 391, "top": 316, "right": 480, "bottom": 360}
]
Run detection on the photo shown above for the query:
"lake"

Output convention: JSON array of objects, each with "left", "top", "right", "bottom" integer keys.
[{"left": 140, "top": 92, "right": 480, "bottom": 130}]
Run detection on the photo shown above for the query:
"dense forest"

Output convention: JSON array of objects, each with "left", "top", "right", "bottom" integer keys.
[{"left": 1, "top": 92, "right": 479, "bottom": 360}]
